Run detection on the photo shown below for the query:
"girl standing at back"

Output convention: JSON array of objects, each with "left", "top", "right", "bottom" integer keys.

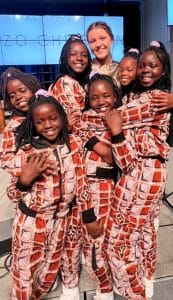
[
  {"left": 86, "top": 21, "right": 119, "bottom": 86},
  {"left": 118, "top": 48, "right": 140, "bottom": 103},
  {"left": 103, "top": 41, "right": 171, "bottom": 300},
  {"left": 51, "top": 34, "right": 91, "bottom": 130},
  {"left": 0, "top": 67, "right": 43, "bottom": 171},
  {"left": 49, "top": 35, "right": 92, "bottom": 300}
]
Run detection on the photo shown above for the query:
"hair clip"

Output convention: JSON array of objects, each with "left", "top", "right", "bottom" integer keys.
[
  {"left": 35, "top": 89, "right": 50, "bottom": 97},
  {"left": 68, "top": 34, "right": 82, "bottom": 41},
  {"left": 150, "top": 41, "right": 160, "bottom": 48},
  {"left": 89, "top": 70, "right": 100, "bottom": 79},
  {"left": 7, "top": 72, "right": 12, "bottom": 78},
  {"left": 128, "top": 48, "right": 139, "bottom": 54}
]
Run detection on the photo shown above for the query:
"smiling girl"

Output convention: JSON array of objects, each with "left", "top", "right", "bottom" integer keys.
[
  {"left": 79, "top": 73, "right": 121, "bottom": 300},
  {"left": 104, "top": 41, "right": 171, "bottom": 300},
  {"left": 7, "top": 94, "right": 91, "bottom": 300},
  {"left": 49, "top": 35, "right": 92, "bottom": 300},
  {"left": 0, "top": 67, "right": 43, "bottom": 171}
]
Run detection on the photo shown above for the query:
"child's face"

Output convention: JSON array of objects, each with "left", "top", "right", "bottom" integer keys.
[
  {"left": 138, "top": 50, "right": 164, "bottom": 88},
  {"left": 118, "top": 57, "right": 137, "bottom": 86},
  {"left": 7, "top": 79, "right": 33, "bottom": 112},
  {"left": 33, "top": 104, "right": 62, "bottom": 142},
  {"left": 89, "top": 80, "right": 115, "bottom": 113},
  {"left": 68, "top": 42, "right": 89, "bottom": 73},
  {"left": 87, "top": 27, "right": 113, "bottom": 61}
]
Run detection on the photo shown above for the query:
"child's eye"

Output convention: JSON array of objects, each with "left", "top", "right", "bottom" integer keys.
[
  {"left": 9, "top": 94, "right": 15, "bottom": 99},
  {"left": 50, "top": 116, "right": 57, "bottom": 121},
  {"left": 69, "top": 52, "right": 76, "bottom": 56},
  {"left": 90, "top": 96, "right": 97, "bottom": 101},
  {"left": 35, "top": 120, "right": 44, "bottom": 125},
  {"left": 20, "top": 88, "right": 27, "bottom": 93},
  {"left": 150, "top": 64, "right": 157, "bottom": 68}
]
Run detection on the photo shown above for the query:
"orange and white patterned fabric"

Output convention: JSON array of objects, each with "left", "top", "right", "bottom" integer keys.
[
  {"left": 52, "top": 75, "right": 85, "bottom": 114},
  {"left": 104, "top": 89, "right": 170, "bottom": 300},
  {"left": 0, "top": 115, "right": 24, "bottom": 172},
  {"left": 80, "top": 109, "right": 118, "bottom": 293},
  {"left": 7, "top": 135, "right": 91, "bottom": 299},
  {"left": 51, "top": 76, "right": 88, "bottom": 289}
]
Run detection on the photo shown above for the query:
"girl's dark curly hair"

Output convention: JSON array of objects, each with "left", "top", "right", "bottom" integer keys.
[
  {"left": 52, "top": 35, "right": 92, "bottom": 89},
  {"left": 15, "top": 94, "right": 69, "bottom": 150},
  {"left": 86, "top": 73, "right": 122, "bottom": 109},
  {"left": 0, "top": 67, "right": 43, "bottom": 115}
]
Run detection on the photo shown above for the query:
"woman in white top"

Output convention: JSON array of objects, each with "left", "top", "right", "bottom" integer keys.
[{"left": 86, "top": 21, "right": 119, "bottom": 86}]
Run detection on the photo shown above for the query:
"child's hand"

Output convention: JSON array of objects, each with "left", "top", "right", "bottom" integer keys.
[
  {"left": 67, "top": 110, "right": 81, "bottom": 131},
  {"left": 105, "top": 109, "right": 122, "bottom": 136},
  {"left": 93, "top": 142, "right": 113, "bottom": 165},
  {"left": 44, "top": 159, "right": 57, "bottom": 176},
  {"left": 151, "top": 91, "right": 173, "bottom": 112},
  {"left": 19, "top": 153, "right": 50, "bottom": 186},
  {"left": 85, "top": 220, "right": 104, "bottom": 239}
]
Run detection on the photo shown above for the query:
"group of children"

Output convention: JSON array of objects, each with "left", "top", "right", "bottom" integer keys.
[{"left": 0, "top": 21, "right": 173, "bottom": 300}]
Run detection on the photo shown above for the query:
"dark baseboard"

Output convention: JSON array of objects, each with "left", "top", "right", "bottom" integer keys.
[{"left": 0, "top": 238, "right": 12, "bottom": 256}]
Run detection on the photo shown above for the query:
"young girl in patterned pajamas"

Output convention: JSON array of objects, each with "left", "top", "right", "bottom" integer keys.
[
  {"left": 78, "top": 73, "right": 122, "bottom": 300},
  {"left": 48, "top": 35, "right": 92, "bottom": 300},
  {"left": 0, "top": 67, "right": 43, "bottom": 170},
  {"left": 102, "top": 41, "right": 171, "bottom": 300},
  {"left": 49, "top": 35, "right": 113, "bottom": 300},
  {"left": 6, "top": 94, "right": 93, "bottom": 300}
]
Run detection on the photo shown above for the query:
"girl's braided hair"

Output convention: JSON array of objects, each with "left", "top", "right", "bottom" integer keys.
[
  {"left": 86, "top": 73, "right": 122, "bottom": 109},
  {"left": 52, "top": 35, "right": 92, "bottom": 89},
  {"left": 15, "top": 94, "right": 69, "bottom": 150},
  {"left": 0, "top": 67, "right": 43, "bottom": 114}
]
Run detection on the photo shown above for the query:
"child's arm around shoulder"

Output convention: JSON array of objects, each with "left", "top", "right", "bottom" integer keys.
[{"left": 117, "top": 90, "right": 164, "bottom": 127}]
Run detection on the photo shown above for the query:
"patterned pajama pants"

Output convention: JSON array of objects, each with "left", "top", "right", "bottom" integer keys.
[
  {"left": 60, "top": 202, "right": 82, "bottom": 288},
  {"left": 11, "top": 208, "right": 68, "bottom": 300},
  {"left": 104, "top": 158, "right": 167, "bottom": 300},
  {"left": 82, "top": 178, "right": 116, "bottom": 294}
]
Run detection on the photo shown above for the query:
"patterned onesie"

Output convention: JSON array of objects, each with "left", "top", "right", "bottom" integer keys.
[
  {"left": 104, "top": 89, "right": 170, "bottom": 300},
  {"left": 7, "top": 134, "right": 91, "bottom": 300},
  {"left": 51, "top": 75, "right": 87, "bottom": 288},
  {"left": 80, "top": 109, "right": 119, "bottom": 294}
]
